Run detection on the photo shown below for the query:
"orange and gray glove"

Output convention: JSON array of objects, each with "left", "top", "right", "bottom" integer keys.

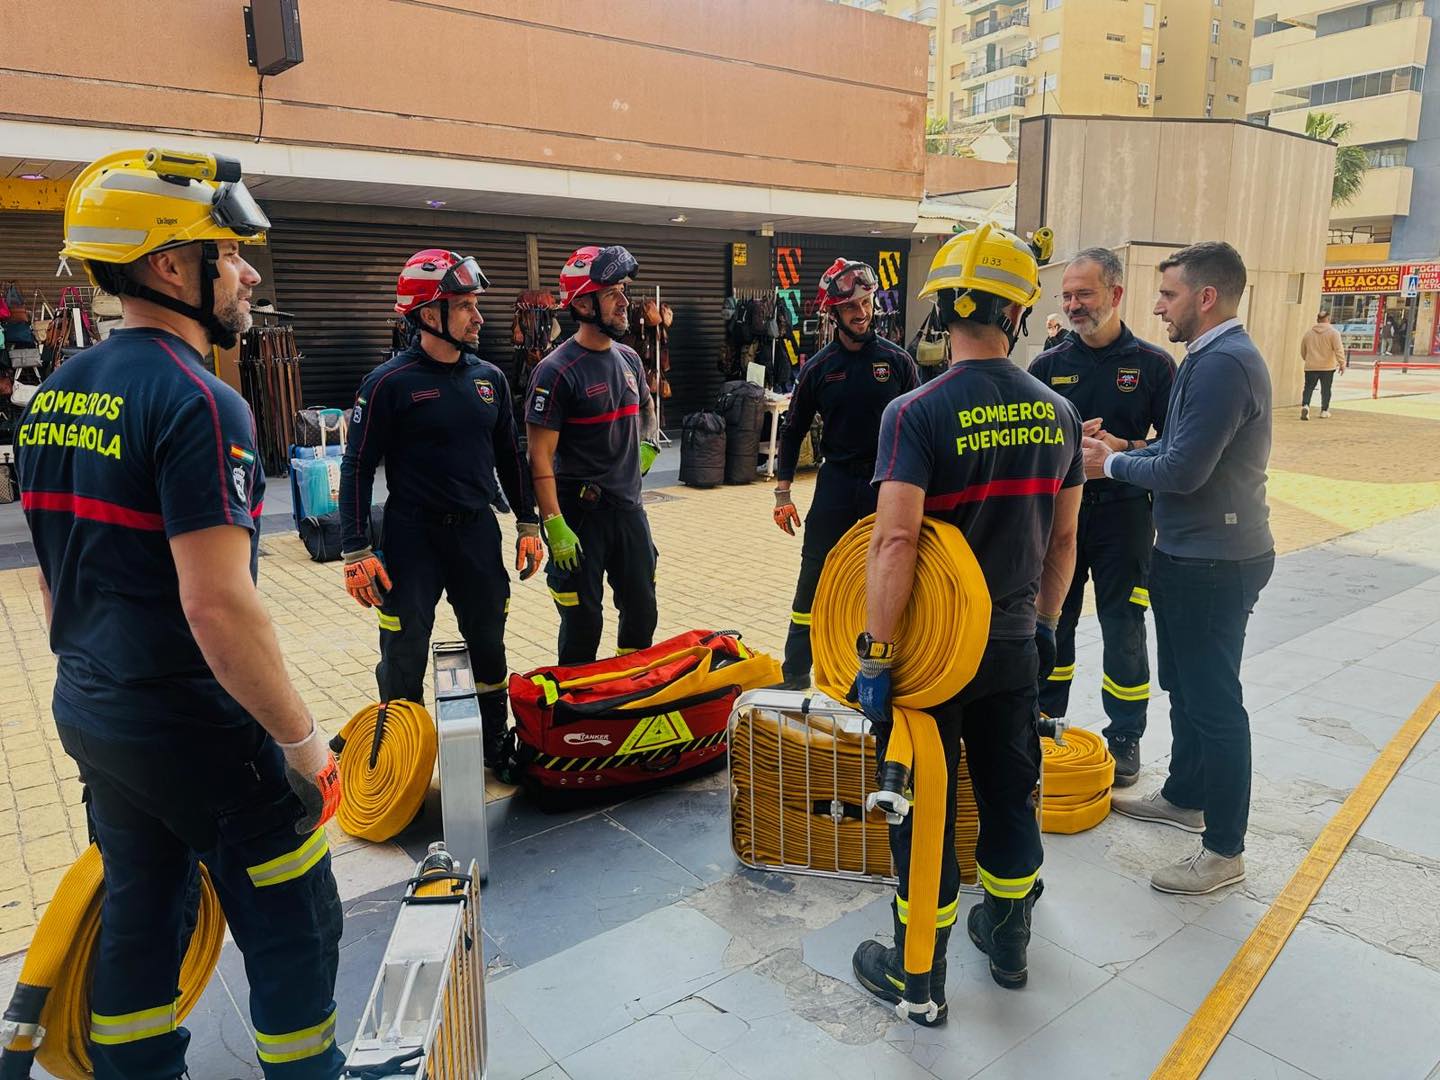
[
  {"left": 278, "top": 720, "right": 342, "bottom": 834},
  {"left": 773, "top": 488, "right": 801, "bottom": 536},
  {"left": 516, "top": 521, "right": 544, "bottom": 581},
  {"left": 343, "top": 546, "right": 391, "bottom": 608}
]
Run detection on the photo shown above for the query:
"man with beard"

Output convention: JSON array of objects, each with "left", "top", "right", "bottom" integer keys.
[
  {"left": 1084, "top": 241, "right": 1274, "bottom": 895},
  {"left": 772, "top": 259, "right": 918, "bottom": 688},
  {"left": 1027, "top": 248, "right": 1175, "bottom": 784},
  {"left": 16, "top": 148, "right": 344, "bottom": 1078},
  {"left": 526, "top": 245, "right": 661, "bottom": 665},
  {"left": 340, "top": 249, "right": 542, "bottom": 766}
]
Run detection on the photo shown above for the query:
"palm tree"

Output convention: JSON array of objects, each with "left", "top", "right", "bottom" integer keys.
[
  {"left": 1306, "top": 112, "right": 1369, "bottom": 206},
  {"left": 925, "top": 117, "right": 973, "bottom": 158}
]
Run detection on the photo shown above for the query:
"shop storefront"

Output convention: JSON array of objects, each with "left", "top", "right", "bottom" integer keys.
[{"left": 1323, "top": 261, "right": 1440, "bottom": 357}]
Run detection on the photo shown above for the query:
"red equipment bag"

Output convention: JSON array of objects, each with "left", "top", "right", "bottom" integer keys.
[{"left": 509, "top": 630, "right": 781, "bottom": 793}]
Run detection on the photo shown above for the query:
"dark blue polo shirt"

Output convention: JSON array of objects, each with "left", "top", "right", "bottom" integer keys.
[
  {"left": 525, "top": 337, "right": 651, "bottom": 509},
  {"left": 874, "top": 359, "right": 1085, "bottom": 640},
  {"left": 776, "top": 336, "right": 919, "bottom": 481},
  {"left": 339, "top": 344, "right": 536, "bottom": 551},
  {"left": 16, "top": 328, "right": 265, "bottom": 738}
]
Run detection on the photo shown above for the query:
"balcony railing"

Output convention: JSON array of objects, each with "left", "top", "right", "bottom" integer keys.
[
  {"left": 971, "top": 92, "right": 1027, "bottom": 116},
  {"left": 961, "top": 8, "right": 1028, "bottom": 43},
  {"left": 964, "top": 51, "right": 1030, "bottom": 78}
]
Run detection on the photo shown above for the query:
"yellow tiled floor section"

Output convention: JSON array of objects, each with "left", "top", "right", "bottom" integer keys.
[{"left": 5, "top": 385, "right": 1440, "bottom": 956}]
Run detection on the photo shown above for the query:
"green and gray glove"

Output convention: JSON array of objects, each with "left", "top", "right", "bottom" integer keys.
[
  {"left": 639, "top": 439, "right": 660, "bottom": 477},
  {"left": 543, "top": 514, "right": 584, "bottom": 572}
]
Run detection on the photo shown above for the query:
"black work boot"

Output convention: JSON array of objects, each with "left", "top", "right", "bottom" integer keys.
[
  {"left": 1108, "top": 734, "right": 1141, "bottom": 788},
  {"left": 852, "top": 901, "right": 951, "bottom": 1026},
  {"left": 968, "top": 880, "right": 1043, "bottom": 989},
  {"left": 479, "top": 690, "right": 512, "bottom": 776},
  {"left": 772, "top": 672, "right": 811, "bottom": 691}
]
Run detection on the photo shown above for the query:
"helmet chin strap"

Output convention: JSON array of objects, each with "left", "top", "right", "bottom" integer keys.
[
  {"left": 412, "top": 299, "right": 471, "bottom": 351},
  {"left": 115, "top": 241, "right": 240, "bottom": 349}
]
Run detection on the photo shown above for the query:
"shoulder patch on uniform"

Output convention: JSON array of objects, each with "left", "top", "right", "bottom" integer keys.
[
  {"left": 623, "top": 369, "right": 639, "bottom": 395},
  {"left": 872, "top": 361, "right": 891, "bottom": 383},
  {"left": 1050, "top": 374, "right": 1080, "bottom": 385},
  {"left": 474, "top": 379, "right": 495, "bottom": 405},
  {"left": 228, "top": 444, "right": 255, "bottom": 465},
  {"left": 532, "top": 386, "right": 550, "bottom": 412},
  {"left": 1116, "top": 368, "right": 1140, "bottom": 392}
]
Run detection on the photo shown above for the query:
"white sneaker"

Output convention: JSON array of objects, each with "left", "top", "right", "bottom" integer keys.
[
  {"left": 1300, "top": 405, "right": 1310, "bottom": 421},
  {"left": 1320, "top": 409, "right": 1331, "bottom": 419}
]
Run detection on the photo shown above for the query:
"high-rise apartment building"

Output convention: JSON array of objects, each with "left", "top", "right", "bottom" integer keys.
[
  {"left": 835, "top": 0, "right": 1255, "bottom": 143},
  {"left": 1248, "top": 1, "right": 1439, "bottom": 357}
]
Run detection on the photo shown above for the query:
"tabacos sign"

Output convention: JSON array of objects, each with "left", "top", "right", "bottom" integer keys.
[{"left": 1322, "top": 265, "right": 1404, "bottom": 294}]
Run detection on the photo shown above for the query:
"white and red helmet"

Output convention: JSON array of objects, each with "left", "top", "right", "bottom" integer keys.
[
  {"left": 558, "top": 244, "right": 639, "bottom": 308},
  {"left": 394, "top": 248, "right": 489, "bottom": 317},
  {"left": 815, "top": 258, "right": 879, "bottom": 311}
]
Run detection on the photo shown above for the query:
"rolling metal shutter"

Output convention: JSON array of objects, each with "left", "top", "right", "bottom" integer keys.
[
  {"left": 536, "top": 232, "right": 728, "bottom": 429},
  {"left": 0, "top": 212, "right": 69, "bottom": 312},
  {"left": 266, "top": 214, "right": 529, "bottom": 408}
]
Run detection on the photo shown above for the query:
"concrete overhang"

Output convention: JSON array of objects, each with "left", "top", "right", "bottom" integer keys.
[{"left": 0, "top": 120, "right": 921, "bottom": 239}]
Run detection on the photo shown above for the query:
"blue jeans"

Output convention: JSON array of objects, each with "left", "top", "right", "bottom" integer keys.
[{"left": 1151, "top": 549, "right": 1274, "bottom": 857}]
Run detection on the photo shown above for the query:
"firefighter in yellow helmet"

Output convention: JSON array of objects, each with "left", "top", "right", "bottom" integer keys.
[
  {"left": 849, "top": 223, "right": 1084, "bottom": 1021},
  {"left": 15, "top": 148, "right": 345, "bottom": 1078}
]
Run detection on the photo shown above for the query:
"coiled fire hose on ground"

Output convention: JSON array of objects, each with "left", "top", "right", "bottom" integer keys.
[
  {"left": 811, "top": 513, "right": 991, "bottom": 1025},
  {"left": 331, "top": 700, "right": 438, "bottom": 843},
  {"left": 1040, "top": 727, "right": 1114, "bottom": 833},
  {"left": 0, "top": 845, "right": 225, "bottom": 1080},
  {"left": 729, "top": 704, "right": 980, "bottom": 882}
]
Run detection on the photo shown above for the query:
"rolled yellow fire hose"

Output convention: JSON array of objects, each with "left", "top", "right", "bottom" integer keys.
[
  {"left": 332, "top": 700, "right": 437, "bottom": 843},
  {"left": 811, "top": 513, "right": 991, "bottom": 1022},
  {"left": 0, "top": 845, "right": 225, "bottom": 1080},
  {"left": 1040, "top": 728, "right": 1114, "bottom": 833},
  {"left": 729, "top": 702, "right": 980, "bottom": 881}
]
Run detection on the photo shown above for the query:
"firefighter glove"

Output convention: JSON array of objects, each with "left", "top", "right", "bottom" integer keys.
[
  {"left": 516, "top": 521, "right": 544, "bottom": 581},
  {"left": 279, "top": 720, "right": 342, "bottom": 834},
  {"left": 848, "top": 635, "right": 896, "bottom": 737},
  {"left": 1035, "top": 612, "right": 1058, "bottom": 682},
  {"left": 343, "top": 546, "right": 391, "bottom": 608},
  {"left": 773, "top": 488, "right": 801, "bottom": 536},
  {"left": 640, "top": 439, "right": 660, "bottom": 476},
  {"left": 543, "top": 513, "right": 584, "bottom": 572}
]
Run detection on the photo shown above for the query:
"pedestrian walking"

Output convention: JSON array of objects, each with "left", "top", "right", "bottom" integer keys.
[{"left": 1299, "top": 308, "right": 1346, "bottom": 420}]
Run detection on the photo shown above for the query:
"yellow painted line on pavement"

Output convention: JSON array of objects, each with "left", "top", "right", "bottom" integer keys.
[
  {"left": 1333, "top": 392, "right": 1440, "bottom": 422},
  {"left": 1267, "top": 469, "right": 1440, "bottom": 532},
  {"left": 1152, "top": 680, "right": 1440, "bottom": 1080}
]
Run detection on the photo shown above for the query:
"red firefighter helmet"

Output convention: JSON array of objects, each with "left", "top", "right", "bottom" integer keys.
[
  {"left": 558, "top": 245, "right": 639, "bottom": 308},
  {"left": 394, "top": 248, "right": 489, "bottom": 317},
  {"left": 815, "top": 258, "right": 879, "bottom": 311}
]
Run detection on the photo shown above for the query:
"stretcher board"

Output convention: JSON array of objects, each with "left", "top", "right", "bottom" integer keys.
[{"left": 432, "top": 642, "right": 490, "bottom": 882}]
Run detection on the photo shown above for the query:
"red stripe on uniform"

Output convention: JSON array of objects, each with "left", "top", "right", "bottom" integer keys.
[
  {"left": 567, "top": 404, "right": 639, "bottom": 426},
  {"left": 923, "top": 476, "right": 1063, "bottom": 510},
  {"left": 21, "top": 491, "right": 165, "bottom": 531},
  {"left": 154, "top": 337, "right": 233, "bottom": 527},
  {"left": 251, "top": 500, "right": 265, "bottom": 519}
]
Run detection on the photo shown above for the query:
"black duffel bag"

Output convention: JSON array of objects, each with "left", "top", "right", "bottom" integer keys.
[
  {"left": 299, "top": 505, "right": 385, "bottom": 563},
  {"left": 715, "top": 380, "right": 765, "bottom": 485},
  {"left": 679, "top": 412, "right": 727, "bottom": 489}
]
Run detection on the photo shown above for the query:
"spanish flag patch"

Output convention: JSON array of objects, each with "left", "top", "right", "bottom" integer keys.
[{"left": 229, "top": 444, "right": 256, "bottom": 465}]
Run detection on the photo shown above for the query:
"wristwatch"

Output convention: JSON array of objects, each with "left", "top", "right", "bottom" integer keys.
[
  {"left": 1124, "top": 439, "right": 1137, "bottom": 452},
  {"left": 856, "top": 632, "right": 896, "bottom": 661}
]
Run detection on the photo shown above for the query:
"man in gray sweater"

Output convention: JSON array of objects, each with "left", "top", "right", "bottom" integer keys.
[{"left": 1081, "top": 241, "right": 1273, "bottom": 896}]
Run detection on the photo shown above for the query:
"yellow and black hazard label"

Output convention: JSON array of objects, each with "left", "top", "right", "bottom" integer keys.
[
  {"left": 617, "top": 711, "right": 693, "bottom": 754},
  {"left": 537, "top": 730, "right": 726, "bottom": 772},
  {"left": 878, "top": 250, "right": 901, "bottom": 292}
]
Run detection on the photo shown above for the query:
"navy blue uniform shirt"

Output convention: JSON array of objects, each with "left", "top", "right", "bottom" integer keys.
[
  {"left": 875, "top": 359, "right": 1085, "bottom": 640},
  {"left": 340, "top": 344, "right": 536, "bottom": 551},
  {"left": 777, "top": 336, "right": 919, "bottom": 481},
  {"left": 1028, "top": 323, "right": 1176, "bottom": 496},
  {"left": 16, "top": 328, "right": 265, "bottom": 738},
  {"left": 525, "top": 337, "right": 650, "bottom": 509}
]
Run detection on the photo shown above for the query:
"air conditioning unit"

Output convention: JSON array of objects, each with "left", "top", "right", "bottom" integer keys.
[
  {"left": 1138, "top": 85, "right": 1152, "bottom": 105},
  {"left": 1016, "top": 76, "right": 1035, "bottom": 98}
]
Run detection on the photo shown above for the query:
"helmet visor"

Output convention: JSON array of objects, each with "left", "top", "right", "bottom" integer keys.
[
  {"left": 590, "top": 245, "right": 639, "bottom": 287},
  {"left": 441, "top": 256, "right": 491, "bottom": 295},
  {"left": 831, "top": 264, "right": 878, "bottom": 298},
  {"left": 211, "top": 180, "right": 271, "bottom": 237}
]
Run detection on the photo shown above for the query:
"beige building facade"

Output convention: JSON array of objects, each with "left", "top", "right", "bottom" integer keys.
[{"left": 839, "top": 0, "right": 1256, "bottom": 148}]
